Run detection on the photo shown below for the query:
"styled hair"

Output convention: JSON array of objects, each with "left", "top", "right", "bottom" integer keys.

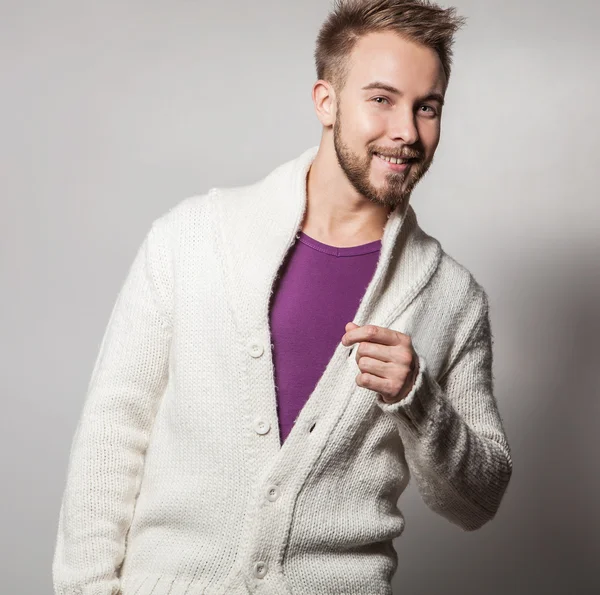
[{"left": 315, "top": 0, "right": 467, "bottom": 94}]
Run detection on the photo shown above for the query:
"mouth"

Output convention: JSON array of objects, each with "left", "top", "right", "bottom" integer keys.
[{"left": 373, "top": 152, "right": 417, "bottom": 172}]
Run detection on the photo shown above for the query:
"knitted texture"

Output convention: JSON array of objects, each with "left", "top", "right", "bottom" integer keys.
[{"left": 52, "top": 146, "right": 512, "bottom": 595}]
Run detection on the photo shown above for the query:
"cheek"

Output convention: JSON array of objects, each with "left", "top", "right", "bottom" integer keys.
[{"left": 354, "top": 107, "right": 387, "bottom": 137}]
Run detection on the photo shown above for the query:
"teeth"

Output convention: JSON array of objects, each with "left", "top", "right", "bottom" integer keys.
[{"left": 376, "top": 153, "right": 408, "bottom": 164}]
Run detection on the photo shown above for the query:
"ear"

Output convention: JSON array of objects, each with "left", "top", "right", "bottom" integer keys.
[{"left": 312, "top": 79, "right": 337, "bottom": 127}]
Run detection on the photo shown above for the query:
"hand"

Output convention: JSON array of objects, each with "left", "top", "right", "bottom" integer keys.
[{"left": 341, "top": 322, "right": 419, "bottom": 404}]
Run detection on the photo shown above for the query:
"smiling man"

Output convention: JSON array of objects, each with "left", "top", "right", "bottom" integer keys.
[
  {"left": 316, "top": 31, "right": 444, "bottom": 220},
  {"left": 53, "top": 2, "right": 513, "bottom": 595}
]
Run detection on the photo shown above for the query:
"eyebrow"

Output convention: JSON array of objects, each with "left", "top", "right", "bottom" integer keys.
[{"left": 361, "top": 81, "right": 445, "bottom": 106}]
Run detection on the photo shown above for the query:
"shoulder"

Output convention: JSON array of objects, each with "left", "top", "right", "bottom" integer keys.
[
  {"left": 147, "top": 187, "right": 230, "bottom": 242},
  {"left": 423, "top": 242, "right": 490, "bottom": 339},
  {"left": 156, "top": 179, "right": 264, "bottom": 231},
  {"left": 140, "top": 192, "right": 217, "bottom": 281},
  {"left": 152, "top": 190, "right": 216, "bottom": 232},
  {"left": 408, "top": 209, "right": 487, "bottom": 315},
  {"left": 143, "top": 179, "right": 263, "bottom": 261},
  {"left": 437, "top": 249, "right": 488, "bottom": 305}
]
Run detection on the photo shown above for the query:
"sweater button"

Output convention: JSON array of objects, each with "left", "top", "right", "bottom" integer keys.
[
  {"left": 254, "top": 419, "right": 271, "bottom": 435},
  {"left": 266, "top": 485, "right": 280, "bottom": 501},
  {"left": 248, "top": 341, "right": 264, "bottom": 358},
  {"left": 253, "top": 560, "right": 268, "bottom": 578}
]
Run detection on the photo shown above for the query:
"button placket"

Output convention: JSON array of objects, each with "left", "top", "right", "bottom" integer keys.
[{"left": 247, "top": 339, "right": 269, "bottom": 440}]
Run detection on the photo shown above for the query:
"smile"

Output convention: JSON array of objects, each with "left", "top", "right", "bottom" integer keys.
[
  {"left": 374, "top": 152, "right": 413, "bottom": 171},
  {"left": 374, "top": 152, "right": 411, "bottom": 164}
]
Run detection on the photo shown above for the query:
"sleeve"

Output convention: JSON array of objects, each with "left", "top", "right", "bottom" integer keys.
[
  {"left": 52, "top": 218, "right": 174, "bottom": 595},
  {"left": 375, "top": 290, "right": 513, "bottom": 531}
]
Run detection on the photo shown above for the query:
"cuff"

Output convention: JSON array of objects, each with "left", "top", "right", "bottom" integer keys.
[{"left": 375, "top": 353, "right": 438, "bottom": 433}]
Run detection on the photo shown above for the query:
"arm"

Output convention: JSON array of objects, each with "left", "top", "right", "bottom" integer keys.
[
  {"left": 52, "top": 219, "right": 173, "bottom": 595},
  {"left": 376, "top": 291, "right": 513, "bottom": 531}
]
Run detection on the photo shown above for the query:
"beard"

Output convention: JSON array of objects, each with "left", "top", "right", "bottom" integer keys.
[{"left": 332, "top": 107, "right": 433, "bottom": 212}]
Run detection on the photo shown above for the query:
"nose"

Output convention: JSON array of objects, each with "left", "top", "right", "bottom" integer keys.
[{"left": 388, "top": 105, "right": 419, "bottom": 145}]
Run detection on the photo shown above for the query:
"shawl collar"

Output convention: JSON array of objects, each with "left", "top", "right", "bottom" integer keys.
[{"left": 212, "top": 145, "right": 442, "bottom": 339}]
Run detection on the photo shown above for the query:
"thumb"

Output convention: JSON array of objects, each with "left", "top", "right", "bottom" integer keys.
[{"left": 345, "top": 321, "right": 359, "bottom": 331}]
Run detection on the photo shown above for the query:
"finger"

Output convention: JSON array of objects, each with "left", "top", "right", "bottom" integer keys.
[
  {"left": 355, "top": 355, "right": 392, "bottom": 378},
  {"left": 343, "top": 324, "right": 405, "bottom": 347},
  {"left": 355, "top": 371, "right": 394, "bottom": 396},
  {"left": 345, "top": 321, "right": 359, "bottom": 332},
  {"left": 355, "top": 342, "right": 395, "bottom": 364}
]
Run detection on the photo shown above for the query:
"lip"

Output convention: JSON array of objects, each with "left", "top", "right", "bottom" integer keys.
[{"left": 373, "top": 152, "right": 413, "bottom": 172}]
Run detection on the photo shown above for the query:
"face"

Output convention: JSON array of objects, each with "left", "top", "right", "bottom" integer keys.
[{"left": 332, "top": 31, "right": 446, "bottom": 211}]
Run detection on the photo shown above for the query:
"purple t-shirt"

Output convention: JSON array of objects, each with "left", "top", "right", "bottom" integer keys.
[{"left": 268, "top": 231, "right": 382, "bottom": 445}]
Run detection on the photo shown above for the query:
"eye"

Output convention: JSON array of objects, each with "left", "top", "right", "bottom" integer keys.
[
  {"left": 372, "top": 96, "right": 390, "bottom": 105},
  {"left": 420, "top": 105, "right": 438, "bottom": 116}
]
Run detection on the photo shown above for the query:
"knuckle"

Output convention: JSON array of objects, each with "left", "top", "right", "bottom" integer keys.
[{"left": 400, "top": 350, "right": 413, "bottom": 365}]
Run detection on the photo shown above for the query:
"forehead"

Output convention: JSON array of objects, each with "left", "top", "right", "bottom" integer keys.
[{"left": 345, "top": 30, "right": 445, "bottom": 94}]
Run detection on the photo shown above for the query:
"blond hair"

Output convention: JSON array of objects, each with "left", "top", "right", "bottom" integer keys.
[{"left": 315, "top": 0, "right": 467, "bottom": 94}]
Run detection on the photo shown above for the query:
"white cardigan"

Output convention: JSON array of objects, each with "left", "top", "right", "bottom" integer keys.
[{"left": 53, "top": 145, "right": 512, "bottom": 595}]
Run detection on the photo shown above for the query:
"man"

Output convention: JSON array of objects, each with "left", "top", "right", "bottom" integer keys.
[{"left": 53, "top": 1, "right": 512, "bottom": 594}]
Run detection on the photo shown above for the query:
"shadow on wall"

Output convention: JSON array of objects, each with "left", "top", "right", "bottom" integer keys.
[{"left": 392, "top": 233, "right": 599, "bottom": 595}]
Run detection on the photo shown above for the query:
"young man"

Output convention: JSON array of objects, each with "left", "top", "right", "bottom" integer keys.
[{"left": 53, "top": 1, "right": 513, "bottom": 594}]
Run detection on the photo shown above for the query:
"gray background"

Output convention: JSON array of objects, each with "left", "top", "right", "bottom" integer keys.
[{"left": 2, "top": 0, "right": 598, "bottom": 593}]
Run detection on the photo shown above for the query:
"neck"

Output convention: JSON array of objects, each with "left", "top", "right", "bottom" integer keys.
[{"left": 300, "top": 143, "right": 392, "bottom": 247}]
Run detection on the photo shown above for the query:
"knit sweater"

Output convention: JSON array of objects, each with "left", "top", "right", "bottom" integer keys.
[{"left": 52, "top": 145, "right": 513, "bottom": 595}]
